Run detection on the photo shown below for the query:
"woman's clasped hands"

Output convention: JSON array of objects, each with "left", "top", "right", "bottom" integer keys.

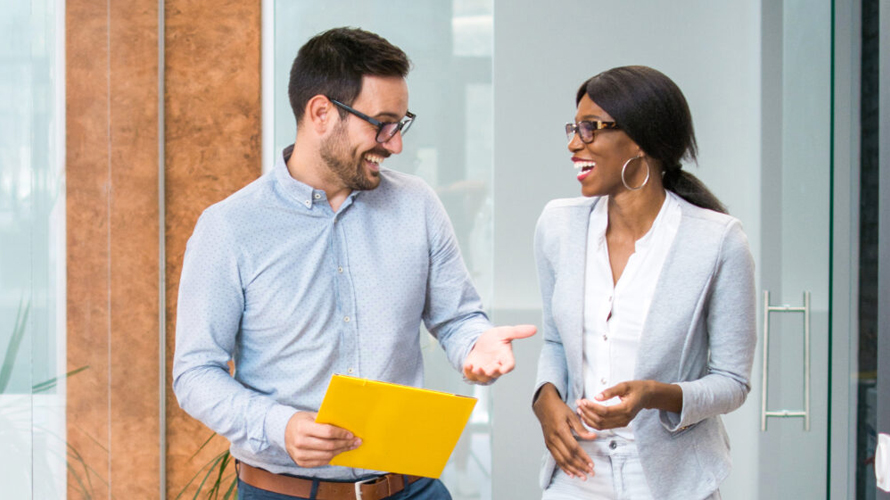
[{"left": 575, "top": 380, "right": 652, "bottom": 430}]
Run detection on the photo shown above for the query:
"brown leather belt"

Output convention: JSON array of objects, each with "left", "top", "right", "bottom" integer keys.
[{"left": 237, "top": 461, "right": 422, "bottom": 499}]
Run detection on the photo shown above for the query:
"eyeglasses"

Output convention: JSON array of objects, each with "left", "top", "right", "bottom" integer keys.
[
  {"left": 565, "top": 120, "right": 619, "bottom": 144},
  {"left": 329, "top": 98, "right": 416, "bottom": 143}
]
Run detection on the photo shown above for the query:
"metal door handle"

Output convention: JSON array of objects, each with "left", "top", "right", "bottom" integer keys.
[{"left": 760, "top": 290, "right": 810, "bottom": 431}]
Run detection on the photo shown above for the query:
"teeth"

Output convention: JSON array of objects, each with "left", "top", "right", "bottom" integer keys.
[
  {"left": 574, "top": 161, "right": 596, "bottom": 170},
  {"left": 365, "top": 154, "right": 384, "bottom": 164}
]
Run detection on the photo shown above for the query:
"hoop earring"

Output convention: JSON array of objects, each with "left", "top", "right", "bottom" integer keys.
[{"left": 621, "top": 155, "right": 650, "bottom": 191}]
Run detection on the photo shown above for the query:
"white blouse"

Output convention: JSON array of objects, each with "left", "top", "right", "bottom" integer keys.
[{"left": 582, "top": 191, "right": 681, "bottom": 439}]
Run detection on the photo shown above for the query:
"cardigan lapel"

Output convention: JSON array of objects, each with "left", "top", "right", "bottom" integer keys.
[
  {"left": 559, "top": 198, "right": 598, "bottom": 388},
  {"left": 634, "top": 199, "right": 718, "bottom": 380}
]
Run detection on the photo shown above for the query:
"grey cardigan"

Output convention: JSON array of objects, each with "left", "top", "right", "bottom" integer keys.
[{"left": 534, "top": 195, "right": 756, "bottom": 500}]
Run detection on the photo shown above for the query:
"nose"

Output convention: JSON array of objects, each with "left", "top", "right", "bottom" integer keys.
[
  {"left": 567, "top": 131, "right": 584, "bottom": 152},
  {"left": 382, "top": 129, "right": 403, "bottom": 155}
]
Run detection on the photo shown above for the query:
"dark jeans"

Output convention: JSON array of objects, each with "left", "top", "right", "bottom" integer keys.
[{"left": 237, "top": 476, "right": 452, "bottom": 500}]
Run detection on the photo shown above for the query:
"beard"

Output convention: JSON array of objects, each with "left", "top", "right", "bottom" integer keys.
[{"left": 319, "top": 122, "right": 385, "bottom": 191}]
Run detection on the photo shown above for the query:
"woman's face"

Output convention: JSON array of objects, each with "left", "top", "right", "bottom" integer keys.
[{"left": 569, "top": 94, "right": 643, "bottom": 198}]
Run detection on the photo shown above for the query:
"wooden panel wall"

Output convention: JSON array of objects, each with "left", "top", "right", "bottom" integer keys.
[
  {"left": 66, "top": 1, "right": 113, "bottom": 496},
  {"left": 66, "top": 0, "right": 261, "bottom": 497},
  {"left": 66, "top": 0, "right": 161, "bottom": 497},
  {"left": 164, "top": 0, "right": 262, "bottom": 496}
]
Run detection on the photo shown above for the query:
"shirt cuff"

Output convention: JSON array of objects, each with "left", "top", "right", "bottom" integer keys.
[
  {"left": 658, "top": 382, "right": 690, "bottom": 432},
  {"left": 263, "top": 404, "right": 299, "bottom": 454}
]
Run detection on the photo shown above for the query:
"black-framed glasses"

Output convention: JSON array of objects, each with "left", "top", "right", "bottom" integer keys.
[
  {"left": 329, "top": 98, "right": 416, "bottom": 143},
  {"left": 565, "top": 120, "right": 619, "bottom": 144}
]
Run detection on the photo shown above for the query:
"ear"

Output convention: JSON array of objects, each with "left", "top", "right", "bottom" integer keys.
[
  {"left": 303, "top": 95, "right": 336, "bottom": 136},
  {"left": 629, "top": 140, "right": 645, "bottom": 159}
]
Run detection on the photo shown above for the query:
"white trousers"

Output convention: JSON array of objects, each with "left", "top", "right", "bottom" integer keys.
[{"left": 541, "top": 436, "right": 722, "bottom": 500}]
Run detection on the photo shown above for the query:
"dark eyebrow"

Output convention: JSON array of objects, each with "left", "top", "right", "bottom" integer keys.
[
  {"left": 373, "top": 112, "right": 403, "bottom": 121},
  {"left": 576, "top": 114, "right": 610, "bottom": 121}
]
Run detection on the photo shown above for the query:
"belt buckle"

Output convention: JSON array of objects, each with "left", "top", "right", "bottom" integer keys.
[{"left": 353, "top": 476, "right": 379, "bottom": 500}]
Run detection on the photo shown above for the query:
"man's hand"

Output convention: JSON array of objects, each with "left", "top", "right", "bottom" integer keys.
[
  {"left": 533, "top": 383, "right": 596, "bottom": 480},
  {"left": 462, "top": 324, "right": 537, "bottom": 383},
  {"left": 284, "top": 411, "right": 361, "bottom": 468}
]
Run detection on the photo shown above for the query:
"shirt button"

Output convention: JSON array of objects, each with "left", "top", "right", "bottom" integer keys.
[
  {"left": 347, "top": 368, "right": 354, "bottom": 374},
  {"left": 338, "top": 267, "right": 344, "bottom": 273},
  {"left": 344, "top": 316, "right": 350, "bottom": 323},
  {"left": 304, "top": 200, "right": 311, "bottom": 207},
  {"left": 314, "top": 193, "right": 321, "bottom": 199}
]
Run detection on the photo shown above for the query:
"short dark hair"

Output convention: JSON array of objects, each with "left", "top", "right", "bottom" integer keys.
[
  {"left": 288, "top": 27, "right": 411, "bottom": 126},
  {"left": 577, "top": 65, "right": 726, "bottom": 213}
]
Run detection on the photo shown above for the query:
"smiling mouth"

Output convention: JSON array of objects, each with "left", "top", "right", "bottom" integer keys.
[{"left": 575, "top": 160, "right": 595, "bottom": 174}]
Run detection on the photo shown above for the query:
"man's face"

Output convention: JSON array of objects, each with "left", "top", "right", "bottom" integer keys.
[{"left": 320, "top": 76, "right": 409, "bottom": 191}]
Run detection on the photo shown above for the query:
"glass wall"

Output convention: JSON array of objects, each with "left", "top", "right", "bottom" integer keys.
[{"left": 0, "top": 0, "right": 66, "bottom": 497}]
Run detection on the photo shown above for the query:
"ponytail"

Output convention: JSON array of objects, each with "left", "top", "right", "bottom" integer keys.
[{"left": 662, "top": 165, "right": 727, "bottom": 214}]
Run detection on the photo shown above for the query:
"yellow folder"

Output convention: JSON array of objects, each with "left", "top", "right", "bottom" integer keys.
[{"left": 315, "top": 374, "right": 477, "bottom": 478}]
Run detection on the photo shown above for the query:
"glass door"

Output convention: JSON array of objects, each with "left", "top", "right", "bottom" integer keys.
[{"left": 753, "top": 0, "right": 833, "bottom": 498}]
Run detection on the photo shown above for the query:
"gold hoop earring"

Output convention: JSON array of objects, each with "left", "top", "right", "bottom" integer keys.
[{"left": 621, "top": 155, "right": 650, "bottom": 191}]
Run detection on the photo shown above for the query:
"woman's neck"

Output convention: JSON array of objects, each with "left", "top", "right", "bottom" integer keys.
[{"left": 606, "top": 184, "right": 668, "bottom": 241}]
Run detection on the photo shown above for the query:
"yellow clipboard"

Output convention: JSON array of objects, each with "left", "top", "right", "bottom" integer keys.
[{"left": 315, "top": 374, "right": 477, "bottom": 478}]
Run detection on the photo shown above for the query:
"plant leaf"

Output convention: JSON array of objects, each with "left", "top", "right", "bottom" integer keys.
[
  {"left": 32, "top": 365, "right": 90, "bottom": 393},
  {"left": 0, "top": 298, "right": 30, "bottom": 394},
  {"left": 188, "top": 431, "right": 218, "bottom": 462}
]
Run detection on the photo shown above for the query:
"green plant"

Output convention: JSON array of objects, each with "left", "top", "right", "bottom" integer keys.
[
  {"left": 0, "top": 297, "right": 29, "bottom": 393},
  {"left": 1, "top": 297, "right": 101, "bottom": 498},
  {"left": 176, "top": 432, "right": 238, "bottom": 499}
]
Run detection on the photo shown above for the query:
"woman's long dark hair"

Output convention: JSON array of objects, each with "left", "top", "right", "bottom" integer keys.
[{"left": 577, "top": 66, "right": 727, "bottom": 214}]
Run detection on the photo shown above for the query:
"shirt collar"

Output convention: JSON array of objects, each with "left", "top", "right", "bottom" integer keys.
[
  {"left": 634, "top": 192, "right": 675, "bottom": 250},
  {"left": 588, "top": 192, "right": 679, "bottom": 250},
  {"left": 589, "top": 196, "right": 609, "bottom": 248},
  {"left": 274, "top": 144, "right": 358, "bottom": 211}
]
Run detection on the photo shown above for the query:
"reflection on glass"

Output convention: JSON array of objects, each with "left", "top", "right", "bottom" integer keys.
[
  {"left": 452, "top": 0, "right": 493, "bottom": 57},
  {"left": 0, "top": 0, "right": 66, "bottom": 497},
  {"left": 856, "top": 0, "right": 879, "bottom": 497},
  {"left": 272, "top": 2, "right": 493, "bottom": 498}
]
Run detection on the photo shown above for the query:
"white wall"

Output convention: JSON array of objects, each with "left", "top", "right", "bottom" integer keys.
[{"left": 490, "top": 2, "right": 762, "bottom": 499}]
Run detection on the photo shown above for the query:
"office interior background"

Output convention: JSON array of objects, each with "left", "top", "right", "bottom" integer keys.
[{"left": 2, "top": 0, "right": 889, "bottom": 498}]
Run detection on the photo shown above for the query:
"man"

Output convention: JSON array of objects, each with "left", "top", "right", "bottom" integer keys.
[{"left": 173, "top": 27, "right": 535, "bottom": 500}]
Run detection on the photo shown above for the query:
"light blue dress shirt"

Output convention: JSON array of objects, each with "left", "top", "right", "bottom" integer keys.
[{"left": 173, "top": 145, "right": 492, "bottom": 479}]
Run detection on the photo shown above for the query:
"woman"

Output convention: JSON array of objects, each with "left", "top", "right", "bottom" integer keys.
[{"left": 532, "top": 66, "right": 756, "bottom": 500}]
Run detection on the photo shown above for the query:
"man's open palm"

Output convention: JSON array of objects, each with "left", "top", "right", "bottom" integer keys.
[{"left": 462, "top": 324, "right": 537, "bottom": 383}]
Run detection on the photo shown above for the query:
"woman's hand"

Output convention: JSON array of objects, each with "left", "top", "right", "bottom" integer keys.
[
  {"left": 533, "top": 383, "right": 597, "bottom": 480},
  {"left": 576, "top": 380, "right": 682, "bottom": 430}
]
